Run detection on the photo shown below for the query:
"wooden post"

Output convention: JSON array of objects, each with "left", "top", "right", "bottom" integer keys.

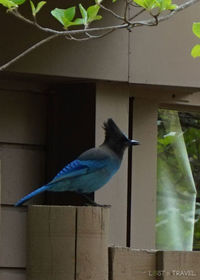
[
  {"left": 109, "top": 247, "right": 156, "bottom": 280},
  {"left": 157, "top": 251, "right": 200, "bottom": 279},
  {"left": 27, "top": 206, "right": 110, "bottom": 280}
]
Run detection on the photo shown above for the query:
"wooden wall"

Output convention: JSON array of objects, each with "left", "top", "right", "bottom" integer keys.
[
  {"left": 0, "top": 76, "right": 96, "bottom": 279},
  {"left": 0, "top": 81, "right": 47, "bottom": 279}
]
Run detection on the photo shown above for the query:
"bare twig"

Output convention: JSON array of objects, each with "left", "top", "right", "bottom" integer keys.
[
  {"left": 100, "top": 4, "right": 124, "bottom": 20},
  {"left": 129, "top": 8, "right": 146, "bottom": 21},
  {"left": 130, "top": 0, "right": 200, "bottom": 27},
  {"left": 124, "top": 0, "right": 129, "bottom": 21},
  {"left": 65, "top": 29, "right": 115, "bottom": 41},
  {"left": 10, "top": 9, "right": 128, "bottom": 35},
  {"left": 0, "top": 34, "right": 59, "bottom": 71},
  {"left": 1, "top": 0, "right": 200, "bottom": 71}
]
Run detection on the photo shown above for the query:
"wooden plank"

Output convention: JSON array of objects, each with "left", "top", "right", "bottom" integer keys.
[
  {"left": 109, "top": 247, "right": 156, "bottom": 280},
  {"left": 157, "top": 251, "right": 200, "bottom": 279},
  {"left": 0, "top": 91, "right": 46, "bottom": 145},
  {"left": 0, "top": 206, "right": 27, "bottom": 267},
  {"left": 27, "top": 205, "right": 76, "bottom": 280},
  {"left": 131, "top": 97, "right": 158, "bottom": 249},
  {"left": 1, "top": 146, "right": 45, "bottom": 205},
  {"left": 76, "top": 206, "right": 110, "bottom": 280},
  {"left": 95, "top": 82, "right": 130, "bottom": 246},
  {"left": 0, "top": 269, "right": 26, "bottom": 280},
  {"left": 27, "top": 206, "right": 110, "bottom": 280}
]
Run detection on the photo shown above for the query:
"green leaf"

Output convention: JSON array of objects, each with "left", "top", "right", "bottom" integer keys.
[
  {"left": 30, "top": 0, "right": 46, "bottom": 16},
  {"left": 191, "top": 44, "right": 200, "bottom": 58},
  {"left": 94, "top": 15, "right": 102, "bottom": 20},
  {"left": 79, "top": 3, "right": 87, "bottom": 25},
  {"left": 168, "top": 3, "right": 178, "bottom": 9},
  {"left": 0, "top": 0, "right": 18, "bottom": 8},
  {"left": 30, "top": 0, "right": 35, "bottom": 14},
  {"left": 51, "top": 7, "right": 76, "bottom": 27},
  {"left": 134, "top": 0, "right": 156, "bottom": 10},
  {"left": 134, "top": 0, "right": 178, "bottom": 11},
  {"left": 35, "top": 1, "right": 46, "bottom": 14},
  {"left": 155, "top": 0, "right": 178, "bottom": 12},
  {"left": 193, "top": 22, "right": 200, "bottom": 39},
  {"left": 133, "top": 0, "right": 146, "bottom": 8},
  {"left": 87, "top": 4, "right": 101, "bottom": 23},
  {"left": 12, "top": 0, "right": 26, "bottom": 5},
  {"left": 67, "top": 17, "right": 84, "bottom": 27}
]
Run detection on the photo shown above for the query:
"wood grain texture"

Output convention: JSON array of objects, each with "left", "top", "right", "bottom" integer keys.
[
  {"left": 27, "top": 206, "right": 109, "bottom": 280},
  {"left": 0, "top": 206, "right": 27, "bottom": 267},
  {"left": 157, "top": 251, "right": 200, "bottom": 279},
  {"left": 76, "top": 206, "right": 110, "bottom": 280},
  {"left": 27, "top": 206, "right": 76, "bottom": 280},
  {"left": 109, "top": 247, "right": 156, "bottom": 280}
]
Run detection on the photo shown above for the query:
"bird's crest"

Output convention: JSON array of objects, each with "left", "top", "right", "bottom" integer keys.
[{"left": 103, "top": 118, "right": 126, "bottom": 141}]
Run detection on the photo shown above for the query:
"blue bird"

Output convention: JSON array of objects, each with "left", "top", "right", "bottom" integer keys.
[{"left": 15, "top": 118, "right": 139, "bottom": 206}]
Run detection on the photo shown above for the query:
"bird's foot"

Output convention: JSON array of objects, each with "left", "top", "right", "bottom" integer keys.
[
  {"left": 85, "top": 201, "right": 111, "bottom": 208},
  {"left": 80, "top": 194, "right": 111, "bottom": 208}
]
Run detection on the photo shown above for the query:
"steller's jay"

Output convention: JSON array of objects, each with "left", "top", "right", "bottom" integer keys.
[{"left": 15, "top": 118, "right": 139, "bottom": 206}]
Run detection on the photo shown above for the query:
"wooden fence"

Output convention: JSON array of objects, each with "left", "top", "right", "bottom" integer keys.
[{"left": 27, "top": 206, "right": 200, "bottom": 280}]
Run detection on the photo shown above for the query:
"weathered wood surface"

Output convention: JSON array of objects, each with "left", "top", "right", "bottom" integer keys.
[
  {"left": 109, "top": 247, "right": 156, "bottom": 280},
  {"left": 27, "top": 205, "right": 110, "bottom": 280}
]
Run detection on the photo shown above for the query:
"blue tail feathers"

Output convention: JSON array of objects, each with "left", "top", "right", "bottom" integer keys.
[{"left": 15, "top": 185, "right": 48, "bottom": 206}]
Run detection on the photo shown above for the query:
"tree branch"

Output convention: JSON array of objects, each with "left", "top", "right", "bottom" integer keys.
[
  {"left": 65, "top": 29, "right": 115, "bottom": 41},
  {"left": 10, "top": 0, "right": 200, "bottom": 34},
  {"left": 99, "top": 4, "right": 124, "bottom": 20},
  {"left": 129, "top": 8, "right": 146, "bottom": 21},
  {"left": 130, "top": 0, "right": 200, "bottom": 27},
  {"left": 0, "top": 34, "right": 59, "bottom": 71},
  {"left": 1, "top": 0, "right": 200, "bottom": 71}
]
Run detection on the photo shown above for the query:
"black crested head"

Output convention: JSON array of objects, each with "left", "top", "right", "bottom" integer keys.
[{"left": 102, "top": 118, "right": 139, "bottom": 159}]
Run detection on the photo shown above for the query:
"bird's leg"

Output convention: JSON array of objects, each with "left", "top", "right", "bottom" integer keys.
[{"left": 80, "top": 194, "right": 110, "bottom": 208}]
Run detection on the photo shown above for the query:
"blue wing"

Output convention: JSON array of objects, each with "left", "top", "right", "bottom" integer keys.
[
  {"left": 15, "top": 159, "right": 108, "bottom": 206},
  {"left": 48, "top": 159, "right": 107, "bottom": 185}
]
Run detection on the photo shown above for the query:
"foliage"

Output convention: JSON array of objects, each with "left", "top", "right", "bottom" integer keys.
[
  {"left": 1, "top": 0, "right": 194, "bottom": 71},
  {"left": 0, "top": 0, "right": 178, "bottom": 27},
  {"left": 157, "top": 109, "right": 200, "bottom": 250},
  {"left": 134, "top": 0, "right": 178, "bottom": 12},
  {"left": 191, "top": 22, "right": 200, "bottom": 58},
  {"left": 30, "top": 1, "right": 46, "bottom": 17},
  {"left": 0, "top": 0, "right": 199, "bottom": 70}
]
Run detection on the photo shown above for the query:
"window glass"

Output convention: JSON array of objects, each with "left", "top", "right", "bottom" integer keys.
[{"left": 157, "top": 109, "right": 200, "bottom": 250}]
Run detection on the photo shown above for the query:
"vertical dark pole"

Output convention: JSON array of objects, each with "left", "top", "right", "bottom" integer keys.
[{"left": 126, "top": 97, "right": 134, "bottom": 247}]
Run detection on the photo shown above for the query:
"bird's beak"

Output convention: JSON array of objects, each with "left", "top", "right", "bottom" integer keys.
[{"left": 129, "top": 139, "right": 140, "bottom": 146}]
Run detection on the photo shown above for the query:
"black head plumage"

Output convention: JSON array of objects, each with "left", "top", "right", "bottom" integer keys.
[
  {"left": 103, "top": 119, "right": 126, "bottom": 142},
  {"left": 102, "top": 118, "right": 139, "bottom": 158}
]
